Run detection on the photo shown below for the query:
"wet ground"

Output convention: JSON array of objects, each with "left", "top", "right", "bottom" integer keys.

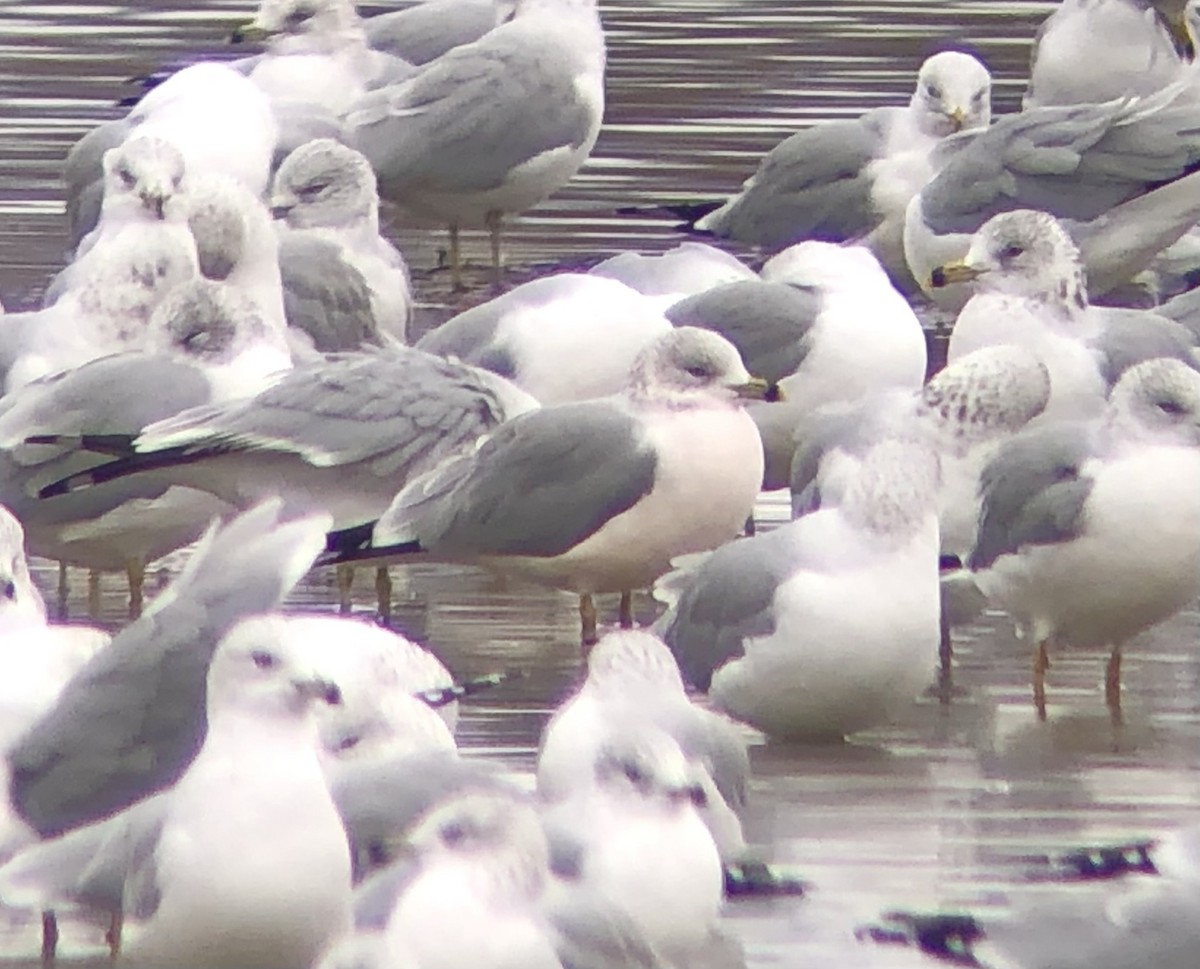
[{"left": 6, "top": 0, "right": 1200, "bottom": 965}]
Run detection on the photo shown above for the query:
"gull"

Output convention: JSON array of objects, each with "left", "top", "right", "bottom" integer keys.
[
  {"left": 0, "top": 614, "right": 352, "bottom": 968},
  {"left": 345, "top": 0, "right": 606, "bottom": 287},
  {"left": 416, "top": 273, "right": 673, "bottom": 404},
  {"left": 1, "top": 500, "right": 330, "bottom": 848},
  {"left": 689, "top": 50, "right": 991, "bottom": 290},
  {"left": 1024, "top": 0, "right": 1198, "bottom": 108},
  {"left": 537, "top": 629, "right": 749, "bottom": 863},
  {"left": 363, "top": 0, "right": 501, "bottom": 66},
  {"left": 905, "top": 89, "right": 1200, "bottom": 309},
  {"left": 588, "top": 242, "right": 757, "bottom": 311},
  {"left": 271, "top": 139, "right": 412, "bottom": 348},
  {"left": 657, "top": 436, "right": 942, "bottom": 741},
  {"left": 666, "top": 241, "right": 926, "bottom": 489},
  {"left": 935, "top": 209, "right": 1199, "bottom": 422},
  {"left": 325, "top": 327, "right": 768, "bottom": 644},
  {"left": 968, "top": 357, "right": 1200, "bottom": 719},
  {"left": 0, "top": 279, "right": 291, "bottom": 616}
]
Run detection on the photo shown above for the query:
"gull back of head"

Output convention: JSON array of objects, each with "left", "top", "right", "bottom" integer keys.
[
  {"left": 585, "top": 629, "right": 686, "bottom": 694},
  {"left": 627, "top": 326, "right": 753, "bottom": 402},
  {"left": 100, "top": 135, "right": 187, "bottom": 222},
  {"left": 272, "top": 138, "right": 378, "bottom": 230},
  {"left": 967, "top": 209, "right": 1086, "bottom": 306},
  {"left": 1107, "top": 356, "right": 1200, "bottom": 446}
]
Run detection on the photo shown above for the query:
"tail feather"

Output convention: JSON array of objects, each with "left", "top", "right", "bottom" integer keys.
[
  {"left": 317, "top": 525, "right": 425, "bottom": 566},
  {"left": 614, "top": 200, "right": 722, "bottom": 231},
  {"left": 414, "top": 669, "right": 527, "bottom": 708},
  {"left": 37, "top": 444, "right": 223, "bottom": 499},
  {"left": 25, "top": 433, "right": 136, "bottom": 456}
]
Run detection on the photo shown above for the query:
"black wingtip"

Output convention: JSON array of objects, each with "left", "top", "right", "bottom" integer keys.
[
  {"left": 1050, "top": 841, "right": 1158, "bottom": 881},
  {"left": 613, "top": 200, "right": 722, "bottom": 231},
  {"left": 857, "top": 912, "right": 985, "bottom": 966},
  {"left": 930, "top": 266, "right": 948, "bottom": 289},
  {"left": 414, "top": 668, "right": 528, "bottom": 708},
  {"left": 723, "top": 860, "right": 809, "bottom": 897}
]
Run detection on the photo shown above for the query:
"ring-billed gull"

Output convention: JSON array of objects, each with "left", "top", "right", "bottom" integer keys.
[
  {"left": 905, "top": 90, "right": 1200, "bottom": 309},
  {"left": 936, "top": 209, "right": 1198, "bottom": 423},
  {"left": 345, "top": 0, "right": 606, "bottom": 287},
  {"left": 271, "top": 139, "right": 412, "bottom": 347},
  {"left": 667, "top": 241, "right": 926, "bottom": 489},
  {"left": 326, "top": 327, "right": 768, "bottom": 644},
  {"left": 363, "top": 0, "right": 500, "bottom": 66},
  {"left": 1024, "top": 0, "right": 1198, "bottom": 108},
  {"left": 416, "top": 273, "right": 673, "bottom": 404},
  {"left": 689, "top": 50, "right": 991, "bottom": 289},
  {"left": 968, "top": 357, "right": 1200, "bottom": 719},
  {"left": 657, "top": 436, "right": 941, "bottom": 740},
  {"left": 0, "top": 614, "right": 352, "bottom": 968},
  {"left": 2, "top": 500, "right": 330, "bottom": 845}
]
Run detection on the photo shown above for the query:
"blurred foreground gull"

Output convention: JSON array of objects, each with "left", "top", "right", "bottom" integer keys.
[
  {"left": 658, "top": 436, "right": 941, "bottom": 740},
  {"left": 0, "top": 500, "right": 329, "bottom": 847},
  {"left": 689, "top": 51, "right": 991, "bottom": 288},
  {"left": 271, "top": 139, "right": 412, "bottom": 349},
  {"left": 967, "top": 357, "right": 1200, "bottom": 719},
  {"left": 345, "top": 0, "right": 606, "bottom": 286},
  {"left": 1024, "top": 0, "right": 1198, "bottom": 108},
  {"left": 937, "top": 210, "right": 1199, "bottom": 422},
  {"left": 906, "top": 89, "right": 1200, "bottom": 309},
  {"left": 416, "top": 273, "right": 673, "bottom": 403},
  {"left": 666, "top": 241, "right": 926, "bottom": 489},
  {"left": 0, "top": 614, "right": 352, "bottom": 968},
  {"left": 863, "top": 824, "right": 1200, "bottom": 969},
  {"left": 325, "top": 327, "right": 768, "bottom": 644}
]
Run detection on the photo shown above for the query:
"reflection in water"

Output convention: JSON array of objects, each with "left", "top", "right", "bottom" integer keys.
[{"left": 6, "top": 0, "right": 1200, "bottom": 966}]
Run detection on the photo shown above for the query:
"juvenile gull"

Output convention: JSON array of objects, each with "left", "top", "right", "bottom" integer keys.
[
  {"left": 327, "top": 327, "right": 768, "bottom": 643},
  {"left": 0, "top": 614, "right": 352, "bottom": 968},
  {"left": 658, "top": 436, "right": 942, "bottom": 740},
  {"left": 692, "top": 51, "right": 991, "bottom": 289},
  {"left": 968, "top": 357, "right": 1200, "bottom": 718},
  {"left": 345, "top": 0, "right": 606, "bottom": 286}
]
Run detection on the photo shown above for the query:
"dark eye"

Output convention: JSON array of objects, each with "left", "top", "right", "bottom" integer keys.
[
  {"left": 926, "top": 83, "right": 942, "bottom": 98},
  {"left": 252, "top": 650, "right": 277, "bottom": 670},
  {"left": 999, "top": 244, "right": 1025, "bottom": 260},
  {"left": 623, "top": 763, "right": 646, "bottom": 785},
  {"left": 972, "top": 91, "right": 985, "bottom": 105},
  {"left": 336, "top": 733, "right": 361, "bottom": 752},
  {"left": 118, "top": 167, "right": 136, "bottom": 188},
  {"left": 1157, "top": 397, "right": 1186, "bottom": 416},
  {"left": 285, "top": 5, "right": 314, "bottom": 26},
  {"left": 297, "top": 181, "right": 329, "bottom": 198},
  {"left": 688, "top": 785, "right": 708, "bottom": 808},
  {"left": 1, "top": 579, "right": 15, "bottom": 601},
  {"left": 441, "top": 822, "right": 466, "bottom": 846},
  {"left": 684, "top": 365, "right": 711, "bottom": 379}
]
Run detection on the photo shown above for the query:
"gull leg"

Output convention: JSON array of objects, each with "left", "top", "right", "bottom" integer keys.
[
  {"left": 1105, "top": 646, "right": 1123, "bottom": 724},
  {"left": 106, "top": 910, "right": 122, "bottom": 958},
  {"left": 486, "top": 209, "right": 503, "bottom": 288},
  {"left": 336, "top": 565, "right": 354, "bottom": 614},
  {"left": 619, "top": 590, "right": 634, "bottom": 629},
  {"left": 56, "top": 562, "right": 69, "bottom": 620},
  {"left": 579, "top": 594, "right": 598, "bottom": 648},
  {"left": 126, "top": 558, "right": 145, "bottom": 620},
  {"left": 375, "top": 567, "right": 393, "bottom": 624},
  {"left": 448, "top": 222, "right": 464, "bottom": 291},
  {"left": 40, "top": 910, "right": 57, "bottom": 965},
  {"left": 1033, "top": 639, "right": 1051, "bottom": 721},
  {"left": 937, "top": 610, "right": 954, "bottom": 705},
  {"left": 87, "top": 570, "right": 101, "bottom": 620}
]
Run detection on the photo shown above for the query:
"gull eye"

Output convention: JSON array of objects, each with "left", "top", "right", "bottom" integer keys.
[
  {"left": 441, "top": 822, "right": 466, "bottom": 847},
  {"left": 688, "top": 785, "right": 708, "bottom": 808},
  {"left": 926, "top": 83, "right": 942, "bottom": 99},
  {"left": 336, "top": 733, "right": 361, "bottom": 752},
  {"left": 999, "top": 244, "right": 1025, "bottom": 260},
  {"left": 1157, "top": 397, "right": 1186, "bottom": 416},
  {"left": 1, "top": 579, "right": 15, "bottom": 601},
  {"left": 251, "top": 650, "right": 277, "bottom": 670},
  {"left": 285, "top": 5, "right": 314, "bottom": 26},
  {"left": 684, "top": 365, "right": 712, "bottom": 379},
  {"left": 118, "top": 167, "right": 137, "bottom": 188},
  {"left": 298, "top": 182, "right": 329, "bottom": 199},
  {"left": 623, "top": 763, "right": 646, "bottom": 785}
]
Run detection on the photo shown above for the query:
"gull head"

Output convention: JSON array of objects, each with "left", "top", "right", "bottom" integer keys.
[
  {"left": 146, "top": 279, "right": 271, "bottom": 364},
  {"left": 628, "top": 326, "right": 770, "bottom": 404},
  {"left": 270, "top": 139, "right": 378, "bottom": 231},
  {"left": 232, "top": 0, "right": 360, "bottom": 45},
  {"left": 0, "top": 506, "right": 45, "bottom": 626},
  {"left": 1107, "top": 357, "right": 1200, "bottom": 447},
  {"left": 592, "top": 726, "right": 707, "bottom": 814},
  {"left": 911, "top": 50, "right": 992, "bottom": 137},
  {"left": 187, "top": 173, "right": 278, "bottom": 282},
  {"left": 585, "top": 630, "right": 686, "bottom": 694},
  {"left": 932, "top": 209, "right": 1086, "bottom": 311},
  {"left": 101, "top": 136, "right": 187, "bottom": 223},
  {"left": 208, "top": 615, "right": 344, "bottom": 722}
]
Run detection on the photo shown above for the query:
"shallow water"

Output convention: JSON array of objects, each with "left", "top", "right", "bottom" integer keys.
[{"left": 8, "top": 0, "right": 1200, "bottom": 966}]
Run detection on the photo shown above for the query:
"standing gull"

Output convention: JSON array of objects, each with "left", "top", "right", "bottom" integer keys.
[
  {"left": 345, "top": 0, "right": 606, "bottom": 287},
  {"left": 325, "top": 327, "right": 768, "bottom": 644}
]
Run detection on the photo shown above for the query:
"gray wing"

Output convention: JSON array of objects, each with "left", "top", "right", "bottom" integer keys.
[
  {"left": 665, "top": 281, "right": 819, "bottom": 384},
  {"left": 658, "top": 527, "right": 800, "bottom": 691},
  {"left": 919, "top": 96, "right": 1200, "bottom": 238},
  {"left": 697, "top": 109, "right": 892, "bottom": 250},
  {"left": 377, "top": 403, "right": 658, "bottom": 557},
  {"left": 548, "top": 886, "right": 662, "bottom": 969},
  {"left": 365, "top": 0, "right": 498, "bottom": 65},
  {"left": 349, "top": 856, "right": 425, "bottom": 930},
  {"left": 269, "top": 101, "right": 353, "bottom": 173},
  {"left": 1091, "top": 307, "right": 1198, "bottom": 386},
  {"left": 348, "top": 33, "right": 595, "bottom": 197},
  {"left": 654, "top": 705, "right": 749, "bottom": 813},
  {"left": 279, "top": 233, "right": 381, "bottom": 352},
  {"left": 63, "top": 119, "right": 130, "bottom": 249},
  {"left": 133, "top": 348, "right": 524, "bottom": 478},
  {"left": 968, "top": 422, "right": 1097, "bottom": 571},
  {"left": 5, "top": 500, "right": 328, "bottom": 837},
  {"left": 1160, "top": 284, "right": 1200, "bottom": 340}
]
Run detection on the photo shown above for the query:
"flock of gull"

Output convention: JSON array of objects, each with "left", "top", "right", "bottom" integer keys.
[{"left": 6, "top": 0, "right": 1200, "bottom": 965}]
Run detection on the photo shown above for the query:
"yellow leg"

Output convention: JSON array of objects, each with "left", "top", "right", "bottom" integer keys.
[
  {"left": 937, "top": 611, "right": 953, "bottom": 705},
  {"left": 40, "top": 909, "right": 57, "bottom": 965},
  {"left": 56, "top": 562, "right": 69, "bottom": 621},
  {"left": 375, "top": 567, "right": 393, "bottom": 623},
  {"left": 1105, "top": 647, "right": 1123, "bottom": 724},
  {"left": 619, "top": 590, "right": 634, "bottom": 629},
  {"left": 486, "top": 210, "right": 503, "bottom": 288},
  {"left": 1033, "top": 639, "right": 1051, "bottom": 721},
  {"left": 126, "top": 559, "right": 145, "bottom": 620},
  {"left": 336, "top": 565, "right": 354, "bottom": 614},
  {"left": 106, "top": 909, "right": 122, "bottom": 959},
  {"left": 579, "top": 594, "right": 598, "bottom": 649},
  {"left": 87, "top": 570, "right": 101, "bottom": 620}
]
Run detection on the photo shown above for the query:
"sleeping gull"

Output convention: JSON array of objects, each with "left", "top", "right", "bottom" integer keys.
[
  {"left": 416, "top": 273, "right": 673, "bottom": 404},
  {"left": 967, "top": 357, "right": 1200, "bottom": 719},
  {"left": 270, "top": 138, "right": 412, "bottom": 347},
  {"left": 0, "top": 613, "right": 352, "bottom": 967},
  {"left": 690, "top": 50, "right": 991, "bottom": 290},
  {"left": 325, "top": 327, "right": 768, "bottom": 644},
  {"left": 657, "top": 435, "right": 941, "bottom": 740},
  {"left": 345, "top": 0, "right": 606, "bottom": 287},
  {"left": 588, "top": 242, "right": 757, "bottom": 311},
  {"left": 1024, "top": 0, "right": 1198, "bottom": 108},
  {"left": 666, "top": 241, "right": 926, "bottom": 489},
  {"left": 905, "top": 89, "right": 1200, "bottom": 309}
]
